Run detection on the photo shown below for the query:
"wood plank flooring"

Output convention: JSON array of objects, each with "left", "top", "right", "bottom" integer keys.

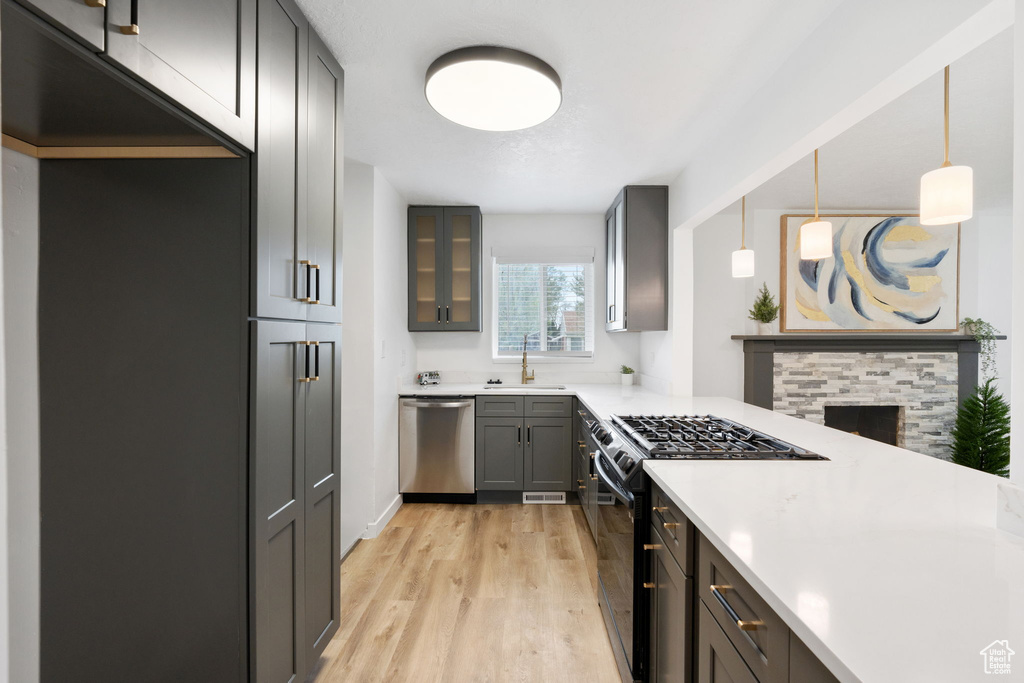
[{"left": 311, "top": 503, "right": 621, "bottom": 682}]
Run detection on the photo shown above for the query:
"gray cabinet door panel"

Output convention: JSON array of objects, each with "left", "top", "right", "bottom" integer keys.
[
  {"left": 476, "top": 395, "right": 524, "bottom": 417},
  {"left": 650, "top": 526, "right": 693, "bottom": 683},
  {"left": 305, "top": 29, "right": 343, "bottom": 323},
  {"left": 14, "top": 0, "right": 105, "bottom": 50},
  {"left": 524, "top": 395, "right": 573, "bottom": 418},
  {"left": 104, "top": 0, "right": 255, "bottom": 148},
  {"left": 254, "top": 0, "right": 307, "bottom": 321},
  {"left": 697, "top": 601, "right": 758, "bottom": 683},
  {"left": 303, "top": 324, "right": 341, "bottom": 661},
  {"left": 442, "top": 206, "right": 481, "bottom": 331},
  {"left": 252, "top": 320, "right": 307, "bottom": 683},
  {"left": 524, "top": 418, "right": 571, "bottom": 490},
  {"left": 475, "top": 418, "right": 524, "bottom": 490}
]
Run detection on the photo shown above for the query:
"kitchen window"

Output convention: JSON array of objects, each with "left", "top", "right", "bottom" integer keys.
[{"left": 493, "top": 250, "right": 595, "bottom": 359}]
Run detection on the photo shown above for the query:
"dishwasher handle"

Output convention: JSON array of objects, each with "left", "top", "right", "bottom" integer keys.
[{"left": 402, "top": 400, "right": 473, "bottom": 409}]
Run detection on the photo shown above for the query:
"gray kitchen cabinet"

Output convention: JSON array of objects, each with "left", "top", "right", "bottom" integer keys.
[
  {"left": 13, "top": 0, "right": 106, "bottom": 50},
  {"left": 524, "top": 417, "right": 573, "bottom": 490},
  {"left": 254, "top": 0, "right": 343, "bottom": 323},
  {"left": 649, "top": 526, "right": 693, "bottom": 683},
  {"left": 477, "top": 395, "right": 525, "bottom": 417},
  {"left": 697, "top": 601, "right": 759, "bottom": 683},
  {"left": 251, "top": 321, "right": 342, "bottom": 682},
  {"left": 103, "top": 0, "right": 256, "bottom": 149},
  {"left": 408, "top": 205, "right": 482, "bottom": 331},
  {"left": 605, "top": 186, "right": 668, "bottom": 332},
  {"left": 524, "top": 395, "right": 574, "bottom": 418},
  {"left": 475, "top": 417, "right": 525, "bottom": 490}
]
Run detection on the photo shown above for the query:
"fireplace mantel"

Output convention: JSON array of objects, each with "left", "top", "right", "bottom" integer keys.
[{"left": 731, "top": 334, "right": 1005, "bottom": 410}]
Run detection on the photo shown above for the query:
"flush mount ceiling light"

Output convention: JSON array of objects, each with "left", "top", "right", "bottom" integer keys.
[
  {"left": 732, "top": 196, "right": 755, "bottom": 278},
  {"left": 424, "top": 46, "right": 562, "bottom": 131},
  {"left": 920, "top": 65, "right": 973, "bottom": 225},
  {"left": 800, "top": 149, "right": 833, "bottom": 260}
]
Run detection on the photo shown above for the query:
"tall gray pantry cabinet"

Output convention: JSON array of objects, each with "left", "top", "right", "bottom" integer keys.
[
  {"left": 9, "top": 0, "right": 345, "bottom": 679},
  {"left": 251, "top": 0, "right": 344, "bottom": 681}
]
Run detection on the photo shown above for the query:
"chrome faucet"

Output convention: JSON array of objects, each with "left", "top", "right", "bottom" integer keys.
[{"left": 521, "top": 334, "right": 535, "bottom": 384}]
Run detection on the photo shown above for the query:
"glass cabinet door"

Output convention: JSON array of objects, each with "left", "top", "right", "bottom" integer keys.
[
  {"left": 443, "top": 207, "right": 481, "bottom": 331},
  {"left": 408, "top": 207, "right": 445, "bottom": 330}
]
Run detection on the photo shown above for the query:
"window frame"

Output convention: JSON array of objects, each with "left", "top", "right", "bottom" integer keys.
[{"left": 491, "top": 259, "right": 596, "bottom": 363}]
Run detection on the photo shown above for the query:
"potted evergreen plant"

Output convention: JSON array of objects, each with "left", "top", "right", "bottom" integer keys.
[
  {"left": 621, "top": 365, "right": 635, "bottom": 386},
  {"left": 748, "top": 282, "right": 781, "bottom": 334},
  {"left": 950, "top": 378, "right": 1010, "bottom": 478}
]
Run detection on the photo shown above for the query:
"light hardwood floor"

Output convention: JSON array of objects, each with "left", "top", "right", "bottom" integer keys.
[{"left": 311, "top": 503, "right": 621, "bottom": 682}]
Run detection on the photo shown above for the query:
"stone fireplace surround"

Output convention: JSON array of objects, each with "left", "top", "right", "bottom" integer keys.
[{"left": 733, "top": 335, "right": 983, "bottom": 460}]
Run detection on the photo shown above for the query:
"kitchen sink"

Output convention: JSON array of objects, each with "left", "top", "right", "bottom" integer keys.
[{"left": 481, "top": 384, "right": 566, "bottom": 391}]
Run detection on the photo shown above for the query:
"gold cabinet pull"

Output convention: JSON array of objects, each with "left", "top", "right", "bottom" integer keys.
[
  {"left": 577, "top": 441, "right": 586, "bottom": 446},
  {"left": 643, "top": 544, "right": 662, "bottom": 550},
  {"left": 653, "top": 506, "right": 668, "bottom": 512},
  {"left": 298, "top": 260, "right": 320, "bottom": 303},
  {"left": 577, "top": 479, "right": 585, "bottom": 485},
  {"left": 120, "top": 0, "right": 139, "bottom": 34},
  {"left": 663, "top": 522, "right": 680, "bottom": 529},
  {"left": 84, "top": 0, "right": 106, "bottom": 7},
  {"left": 643, "top": 582, "right": 655, "bottom": 589},
  {"left": 120, "top": 23, "right": 139, "bottom": 35},
  {"left": 710, "top": 584, "right": 732, "bottom": 594},
  {"left": 590, "top": 451, "right": 596, "bottom": 460},
  {"left": 738, "top": 620, "right": 764, "bottom": 631},
  {"left": 590, "top": 475, "right": 598, "bottom": 481}
]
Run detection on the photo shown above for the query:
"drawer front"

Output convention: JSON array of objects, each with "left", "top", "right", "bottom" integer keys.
[
  {"left": 697, "top": 600, "right": 758, "bottom": 683},
  {"left": 698, "top": 535, "right": 789, "bottom": 682},
  {"left": 524, "top": 395, "right": 573, "bottom": 418},
  {"left": 475, "top": 395, "right": 524, "bottom": 417},
  {"left": 649, "top": 526, "right": 694, "bottom": 683},
  {"left": 652, "top": 484, "right": 694, "bottom": 575}
]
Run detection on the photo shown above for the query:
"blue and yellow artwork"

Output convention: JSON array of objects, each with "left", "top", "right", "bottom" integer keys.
[{"left": 780, "top": 215, "right": 960, "bottom": 331}]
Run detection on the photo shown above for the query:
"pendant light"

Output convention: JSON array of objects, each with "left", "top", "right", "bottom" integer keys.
[
  {"left": 425, "top": 46, "right": 562, "bottom": 131},
  {"left": 919, "top": 66, "right": 973, "bottom": 225},
  {"left": 732, "top": 196, "right": 755, "bottom": 278},
  {"left": 800, "top": 149, "right": 832, "bottom": 260}
]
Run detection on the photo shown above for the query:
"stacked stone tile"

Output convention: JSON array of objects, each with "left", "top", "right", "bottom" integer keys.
[{"left": 772, "top": 352, "right": 958, "bottom": 459}]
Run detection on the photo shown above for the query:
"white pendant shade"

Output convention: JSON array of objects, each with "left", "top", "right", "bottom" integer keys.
[
  {"left": 800, "top": 220, "right": 833, "bottom": 260},
  {"left": 919, "top": 164, "right": 973, "bottom": 225},
  {"left": 732, "top": 248, "right": 755, "bottom": 278},
  {"left": 425, "top": 46, "right": 562, "bottom": 131}
]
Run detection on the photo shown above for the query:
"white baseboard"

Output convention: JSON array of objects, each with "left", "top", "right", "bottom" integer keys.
[{"left": 363, "top": 494, "right": 402, "bottom": 538}]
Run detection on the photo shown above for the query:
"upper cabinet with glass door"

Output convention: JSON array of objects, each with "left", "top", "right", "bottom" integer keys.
[
  {"left": 408, "top": 206, "right": 482, "bottom": 331},
  {"left": 604, "top": 186, "right": 668, "bottom": 332}
]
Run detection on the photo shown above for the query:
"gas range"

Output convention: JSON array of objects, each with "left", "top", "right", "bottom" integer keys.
[{"left": 611, "top": 414, "right": 826, "bottom": 461}]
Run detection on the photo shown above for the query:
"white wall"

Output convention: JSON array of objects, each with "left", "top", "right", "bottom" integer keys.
[
  {"left": 2, "top": 148, "right": 37, "bottom": 683},
  {"left": 340, "top": 160, "right": 413, "bottom": 553},
  {"left": 639, "top": 225, "right": 693, "bottom": 396},
  {"left": 370, "top": 168, "right": 413, "bottom": 529},
  {"left": 413, "top": 214, "right": 641, "bottom": 383},
  {"left": 340, "top": 161, "right": 375, "bottom": 554},
  {"left": 689, "top": 207, "right": 1014, "bottom": 402}
]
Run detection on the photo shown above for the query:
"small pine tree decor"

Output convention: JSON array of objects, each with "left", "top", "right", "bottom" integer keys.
[
  {"left": 748, "top": 283, "right": 780, "bottom": 324},
  {"left": 950, "top": 378, "right": 1011, "bottom": 478}
]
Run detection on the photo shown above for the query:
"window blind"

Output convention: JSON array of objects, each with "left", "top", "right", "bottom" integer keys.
[{"left": 495, "top": 262, "right": 594, "bottom": 356}]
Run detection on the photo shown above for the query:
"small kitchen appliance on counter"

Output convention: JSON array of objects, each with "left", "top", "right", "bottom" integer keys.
[
  {"left": 584, "top": 412, "right": 826, "bottom": 683},
  {"left": 416, "top": 370, "right": 441, "bottom": 385}
]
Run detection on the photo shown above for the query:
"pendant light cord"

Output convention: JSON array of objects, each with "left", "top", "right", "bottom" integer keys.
[
  {"left": 741, "top": 195, "right": 746, "bottom": 249},
  {"left": 943, "top": 65, "right": 951, "bottom": 167},
  {"left": 813, "top": 149, "right": 820, "bottom": 219}
]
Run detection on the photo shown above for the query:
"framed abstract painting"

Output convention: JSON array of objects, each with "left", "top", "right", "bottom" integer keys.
[{"left": 779, "top": 214, "right": 960, "bottom": 332}]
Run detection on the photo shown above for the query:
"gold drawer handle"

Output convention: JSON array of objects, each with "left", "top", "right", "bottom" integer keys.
[
  {"left": 643, "top": 544, "right": 662, "bottom": 550},
  {"left": 738, "top": 620, "right": 764, "bottom": 632},
  {"left": 590, "top": 475, "right": 598, "bottom": 481},
  {"left": 577, "top": 441, "right": 586, "bottom": 446},
  {"left": 120, "top": 23, "right": 140, "bottom": 35},
  {"left": 643, "top": 582, "right": 655, "bottom": 589},
  {"left": 84, "top": 0, "right": 106, "bottom": 6},
  {"left": 663, "top": 522, "right": 680, "bottom": 529},
  {"left": 577, "top": 479, "right": 585, "bottom": 485},
  {"left": 710, "top": 584, "right": 732, "bottom": 594},
  {"left": 653, "top": 506, "right": 668, "bottom": 512}
]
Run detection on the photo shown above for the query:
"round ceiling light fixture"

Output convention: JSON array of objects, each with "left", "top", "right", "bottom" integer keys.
[{"left": 424, "top": 46, "right": 562, "bottom": 131}]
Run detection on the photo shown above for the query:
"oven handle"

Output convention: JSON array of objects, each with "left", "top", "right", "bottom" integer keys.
[{"left": 593, "top": 451, "right": 632, "bottom": 507}]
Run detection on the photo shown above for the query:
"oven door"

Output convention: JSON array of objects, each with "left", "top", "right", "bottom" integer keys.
[{"left": 595, "top": 449, "right": 638, "bottom": 681}]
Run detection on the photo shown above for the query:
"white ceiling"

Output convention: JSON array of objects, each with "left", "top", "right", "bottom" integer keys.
[
  {"left": 298, "top": 0, "right": 844, "bottom": 213},
  {"left": 734, "top": 28, "right": 1013, "bottom": 217}
]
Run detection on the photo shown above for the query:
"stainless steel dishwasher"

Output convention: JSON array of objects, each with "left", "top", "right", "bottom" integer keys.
[{"left": 399, "top": 396, "right": 475, "bottom": 494}]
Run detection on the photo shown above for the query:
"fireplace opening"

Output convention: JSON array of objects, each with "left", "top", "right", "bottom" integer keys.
[{"left": 824, "top": 405, "right": 901, "bottom": 446}]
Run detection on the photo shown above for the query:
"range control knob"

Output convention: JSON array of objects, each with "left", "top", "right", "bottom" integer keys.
[
  {"left": 601, "top": 432, "right": 615, "bottom": 445},
  {"left": 593, "top": 426, "right": 609, "bottom": 442}
]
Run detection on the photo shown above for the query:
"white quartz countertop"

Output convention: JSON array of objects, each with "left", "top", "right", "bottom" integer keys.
[{"left": 398, "top": 385, "right": 1024, "bottom": 681}]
